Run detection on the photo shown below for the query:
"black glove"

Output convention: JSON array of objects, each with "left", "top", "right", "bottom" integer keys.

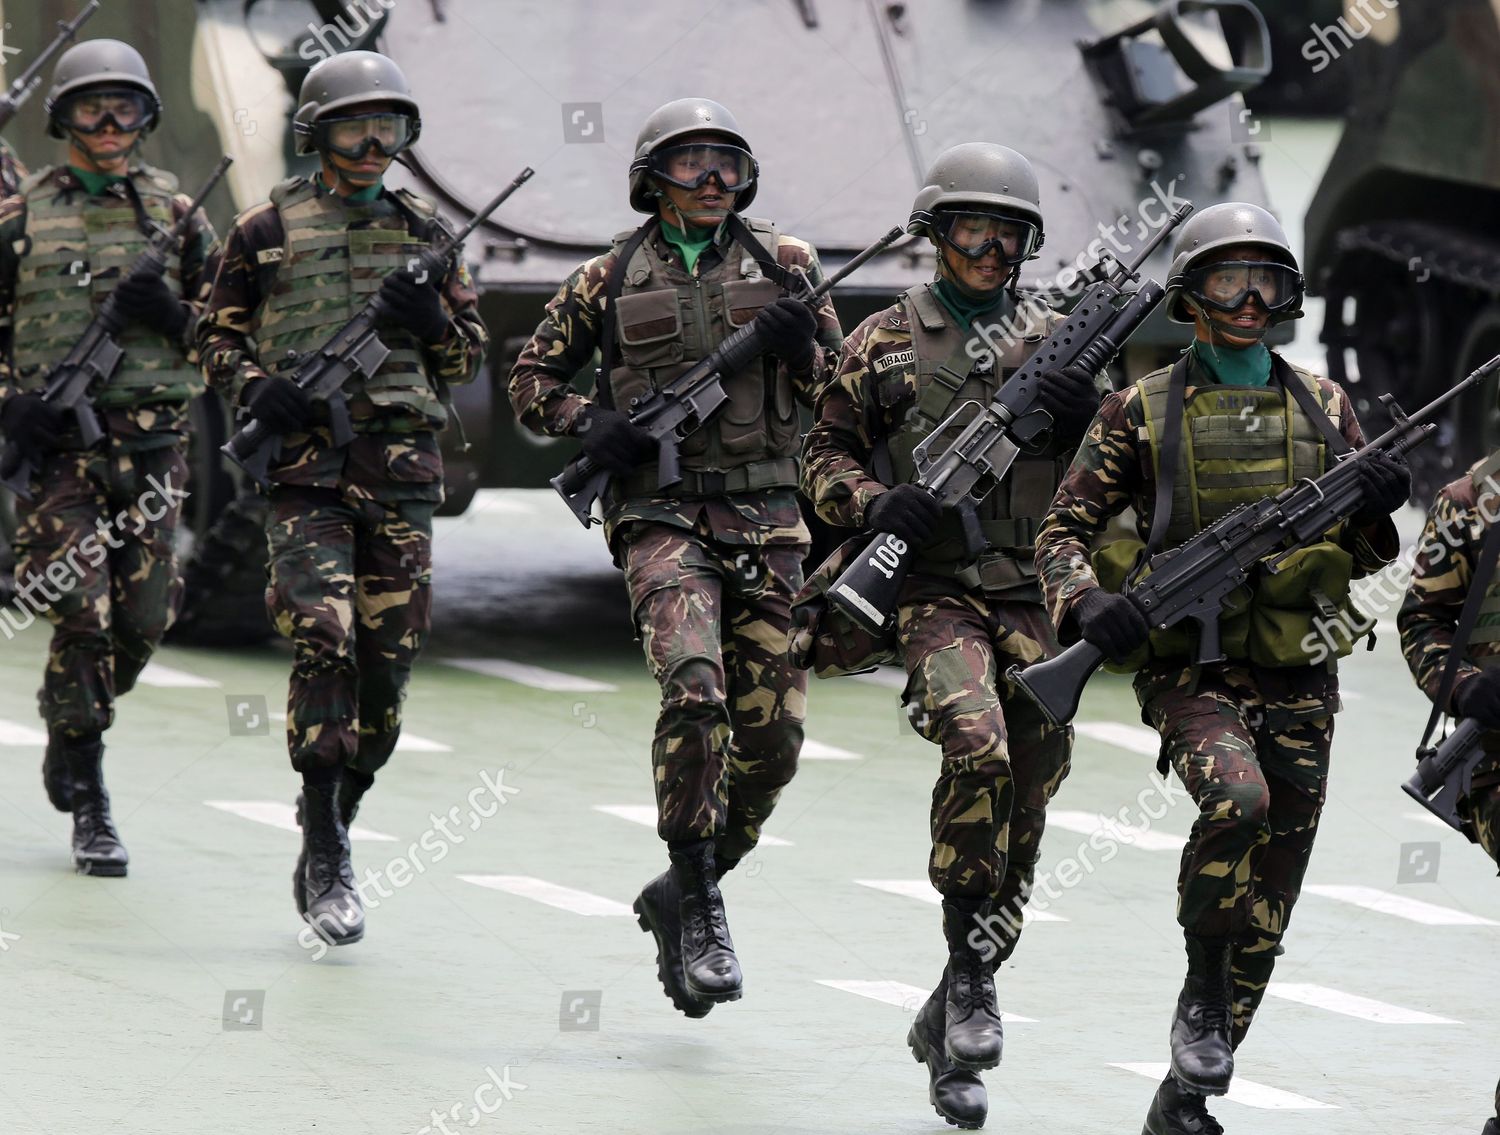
[
  {"left": 1037, "top": 364, "right": 1099, "bottom": 445},
  {"left": 0, "top": 392, "right": 66, "bottom": 456},
  {"left": 1455, "top": 669, "right": 1500, "bottom": 730},
  {"left": 245, "top": 377, "right": 313, "bottom": 434},
  {"left": 377, "top": 270, "right": 450, "bottom": 345},
  {"left": 1071, "top": 588, "right": 1150, "bottom": 663},
  {"left": 755, "top": 297, "right": 817, "bottom": 373},
  {"left": 111, "top": 270, "right": 188, "bottom": 339},
  {"left": 576, "top": 406, "right": 654, "bottom": 475},
  {"left": 1350, "top": 448, "right": 1411, "bottom": 524},
  {"left": 865, "top": 484, "right": 942, "bottom": 547}
]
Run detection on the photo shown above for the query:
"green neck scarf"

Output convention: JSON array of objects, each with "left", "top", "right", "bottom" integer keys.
[
  {"left": 660, "top": 217, "right": 718, "bottom": 273},
  {"left": 68, "top": 164, "right": 126, "bottom": 195},
  {"left": 318, "top": 171, "right": 384, "bottom": 204},
  {"left": 932, "top": 276, "right": 1007, "bottom": 330},
  {"left": 1190, "top": 338, "right": 1272, "bottom": 387}
]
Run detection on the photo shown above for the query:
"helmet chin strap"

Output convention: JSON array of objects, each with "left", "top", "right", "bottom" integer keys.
[
  {"left": 67, "top": 127, "right": 139, "bottom": 171},
  {"left": 1188, "top": 294, "right": 1274, "bottom": 347}
]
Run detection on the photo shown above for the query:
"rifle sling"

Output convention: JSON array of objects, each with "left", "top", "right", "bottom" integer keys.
[{"left": 1421, "top": 511, "right": 1500, "bottom": 750}]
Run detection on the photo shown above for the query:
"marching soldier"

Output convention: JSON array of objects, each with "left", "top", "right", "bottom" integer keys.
[
  {"left": 0, "top": 40, "right": 217, "bottom": 876},
  {"left": 198, "top": 51, "right": 487, "bottom": 945},
  {"left": 800, "top": 142, "right": 1099, "bottom": 1129},
  {"left": 1032, "top": 203, "right": 1407, "bottom": 1134},
  {"left": 508, "top": 98, "right": 840, "bottom": 1014},
  {"left": 1397, "top": 445, "right": 1500, "bottom": 1135}
]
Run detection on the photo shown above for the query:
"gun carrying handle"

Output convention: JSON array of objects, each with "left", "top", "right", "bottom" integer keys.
[{"left": 1008, "top": 639, "right": 1106, "bottom": 726}]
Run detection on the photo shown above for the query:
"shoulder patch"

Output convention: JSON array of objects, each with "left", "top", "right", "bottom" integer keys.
[
  {"left": 872, "top": 347, "right": 916, "bottom": 374},
  {"left": 256, "top": 247, "right": 285, "bottom": 265}
]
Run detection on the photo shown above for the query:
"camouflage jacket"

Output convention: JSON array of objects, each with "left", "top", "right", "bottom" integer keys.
[
  {"left": 197, "top": 179, "right": 486, "bottom": 501},
  {"left": 1398, "top": 456, "right": 1500, "bottom": 713},
  {"left": 507, "top": 220, "right": 842, "bottom": 549},
  {"left": 0, "top": 139, "right": 27, "bottom": 198},
  {"left": 0, "top": 163, "right": 218, "bottom": 453},
  {"left": 1035, "top": 350, "right": 1397, "bottom": 650}
]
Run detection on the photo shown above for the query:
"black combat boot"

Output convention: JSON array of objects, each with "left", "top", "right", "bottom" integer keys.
[
  {"left": 66, "top": 738, "right": 128, "bottom": 876},
  {"left": 1170, "top": 933, "right": 1234, "bottom": 1095},
  {"left": 942, "top": 897, "right": 1004, "bottom": 1071},
  {"left": 294, "top": 769, "right": 372, "bottom": 917},
  {"left": 1143, "top": 1072, "right": 1224, "bottom": 1135},
  {"left": 298, "top": 781, "right": 363, "bottom": 945},
  {"left": 42, "top": 732, "right": 75, "bottom": 812},
  {"left": 668, "top": 838, "right": 742, "bottom": 1002},
  {"left": 633, "top": 869, "right": 713, "bottom": 1018},
  {"left": 907, "top": 977, "right": 988, "bottom": 1129}
]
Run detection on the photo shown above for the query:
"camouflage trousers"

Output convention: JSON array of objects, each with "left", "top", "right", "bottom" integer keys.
[
  {"left": 11, "top": 446, "right": 188, "bottom": 739},
  {"left": 1137, "top": 662, "right": 1335, "bottom": 1047},
  {"left": 265, "top": 486, "right": 434, "bottom": 776},
  {"left": 897, "top": 575, "right": 1073, "bottom": 958},
  {"left": 621, "top": 521, "right": 807, "bottom": 863}
]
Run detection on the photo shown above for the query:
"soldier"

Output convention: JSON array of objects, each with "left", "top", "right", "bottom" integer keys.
[
  {"left": 1032, "top": 203, "right": 1408, "bottom": 1135},
  {"left": 800, "top": 143, "right": 1099, "bottom": 1130},
  {"left": 508, "top": 98, "right": 840, "bottom": 1013},
  {"left": 0, "top": 40, "right": 217, "bottom": 876},
  {"left": 1397, "top": 446, "right": 1500, "bottom": 1135},
  {"left": 198, "top": 51, "right": 486, "bottom": 945}
]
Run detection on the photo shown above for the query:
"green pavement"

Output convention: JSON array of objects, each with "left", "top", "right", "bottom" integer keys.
[{"left": 0, "top": 492, "right": 1493, "bottom": 1134}]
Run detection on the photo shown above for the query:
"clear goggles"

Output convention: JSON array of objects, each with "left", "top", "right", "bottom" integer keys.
[
  {"left": 54, "top": 89, "right": 155, "bottom": 134},
  {"left": 313, "top": 112, "right": 416, "bottom": 160},
  {"left": 1184, "top": 260, "right": 1302, "bottom": 313},
  {"left": 934, "top": 210, "right": 1041, "bottom": 266},
  {"left": 649, "top": 143, "right": 755, "bottom": 194}
]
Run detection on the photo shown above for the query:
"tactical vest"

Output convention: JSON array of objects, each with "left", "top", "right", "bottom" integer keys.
[
  {"left": 1124, "top": 360, "right": 1357, "bottom": 667},
  {"left": 12, "top": 164, "right": 195, "bottom": 409},
  {"left": 605, "top": 217, "right": 799, "bottom": 496},
  {"left": 256, "top": 178, "right": 445, "bottom": 426},
  {"left": 886, "top": 283, "right": 1065, "bottom": 592},
  {"left": 1467, "top": 451, "right": 1500, "bottom": 654}
]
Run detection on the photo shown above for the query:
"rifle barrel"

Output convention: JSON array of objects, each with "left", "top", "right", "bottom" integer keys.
[
  {"left": 440, "top": 166, "right": 534, "bottom": 251},
  {"left": 809, "top": 225, "right": 905, "bottom": 301}
]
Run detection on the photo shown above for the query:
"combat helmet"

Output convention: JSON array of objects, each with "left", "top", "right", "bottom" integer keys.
[
  {"left": 1165, "top": 202, "right": 1304, "bottom": 323},
  {"left": 292, "top": 50, "right": 421, "bottom": 157},
  {"left": 908, "top": 142, "right": 1044, "bottom": 257},
  {"left": 44, "top": 39, "right": 162, "bottom": 139},
  {"left": 628, "top": 97, "right": 758, "bottom": 213}
]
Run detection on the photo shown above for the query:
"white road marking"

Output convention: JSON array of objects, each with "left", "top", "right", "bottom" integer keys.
[
  {"left": 204, "top": 800, "right": 396, "bottom": 842},
  {"left": 854, "top": 879, "right": 1066, "bottom": 922},
  {"left": 138, "top": 662, "right": 220, "bottom": 688},
  {"left": 440, "top": 657, "right": 618, "bottom": 693},
  {"left": 1073, "top": 721, "right": 1161, "bottom": 757},
  {"left": 802, "top": 739, "right": 863, "bottom": 761},
  {"left": 816, "top": 979, "right": 1036, "bottom": 1022},
  {"left": 1108, "top": 1063, "right": 1338, "bottom": 1110},
  {"left": 1303, "top": 884, "right": 1499, "bottom": 926},
  {"left": 593, "top": 804, "right": 792, "bottom": 846},
  {"left": 456, "top": 875, "right": 632, "bottom": 917},
  {"left": 1046, "top": 810, "right": 1187, "bottom": 852},
  {"left": 1265, "top": 983, "right": 1459, "bottom": 1025},
  {"left": 0, "top": 718, "right": 47, "bottom": 746},
  {"left": 849, "top": 667, "right": 908, "bottom": 692},
  {"left": 266, "top": 712, "right": 450, "bottom": 752}
]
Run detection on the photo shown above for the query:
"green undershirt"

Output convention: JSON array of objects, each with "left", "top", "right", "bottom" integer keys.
[
  {"left": 1190, "top": 338, "right": 1272, "bottom": 387},
  {"left": 932, "top": 276, "right": 1007, "bottom": 330},
  {"left": 660, "top": 218, "right": 717, "bottom": 273},
  {"left": 68, "top": 165, "right": 126, "bottom": 195}
]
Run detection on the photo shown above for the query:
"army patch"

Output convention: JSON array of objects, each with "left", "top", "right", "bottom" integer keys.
[
  {"left": 257, "top": 247, "right": 286, "bottom": 265},
  {"left": 873, "top": 348, "right": 916, "bottom": 374}
]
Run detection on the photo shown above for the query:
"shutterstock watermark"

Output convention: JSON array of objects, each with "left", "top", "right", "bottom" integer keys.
[
  {"left": 1302, "top": 0, "right": 1399, "bottom": 74},
  {"left": 298, "top": 0, "right": 398, "bottom": 63},
  {"left": 2, "top": 472, "right": 189, "bottom": 639},
  {"left": 967, "top": 770, "right": 1191, "bottom": 963},
  {"left": 414, "top": 1066, "right": 526, "bottom": 1133},
  {"left": 299, "top": 768, "right": 520, "bottom": 959}
]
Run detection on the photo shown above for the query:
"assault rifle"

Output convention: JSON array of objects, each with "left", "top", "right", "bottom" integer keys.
[
  {"left": 222, "top": 166, "right": 534, "bottom": 486},
  {"left": 1404, "top": 718, "right": 1485, "bottom": 838},
  {"left": 1011, "top": 351, "right": 1500, "bottom": 727},
  {"left": 0, "top": 2, "right": 100, "bottom": 133},
  {"left": 550, "top": 224, "right": 907, "bottom": 528},
  {"left": 0, "top": 155, "right": 233, "bottom": 497},
  {"left": 826, "top": 205, "right": 1193, "bottom": 635}
]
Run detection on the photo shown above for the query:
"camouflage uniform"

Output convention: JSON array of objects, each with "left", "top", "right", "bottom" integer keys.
[
  {"left": 801, "top": 284, "right": 1075, "bottom": 953},
  {"left": 1397, "top": 452, "right": 1500, "bottom": 866},
  {"left": 0, "top": 139, "right": 29, "bottom": 198},
  {"left": 1033, "top": 349, "right": 1397, "bottom": 1042},
  {"left": 508, "top": 221, "right": 840, "bottom": 856},
  {"left": 198, "top": 175, "right": 485, "bottom": 775},
  {"left": 0, "top": 163, "right": 216, "bottom": 740}
]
